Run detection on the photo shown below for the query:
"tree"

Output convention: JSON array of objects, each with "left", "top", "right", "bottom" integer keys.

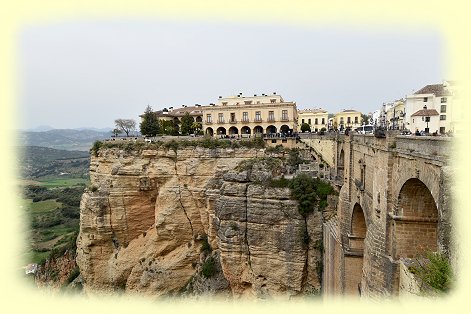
[
  {"left": 111, "top": 128, "right": 122, "bottom": 137},
  {"left": 362, "top": 114, "right": 370, "bottom": 125},
  {"left": 114, "top": 119, "right": 136, "bottom": 137},
  {"left": 160, "top": 120, "right": 173, "bottom": 135},
  {"left": 139, "top": 105, "right": 159, "bottom": 137},
  {"left": 192, "top": 122, "right": 203, "bottom": 135},
  {"left": 180, "top": 112, "right": 194, "bottom": 135},
  {"left": 301, "top": 123, "right": 311, "bottom": 133}
]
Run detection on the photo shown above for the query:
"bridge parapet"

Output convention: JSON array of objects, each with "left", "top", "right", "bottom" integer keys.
[{"left": 394, "top": 136, "right": 452, "bottom": 160}]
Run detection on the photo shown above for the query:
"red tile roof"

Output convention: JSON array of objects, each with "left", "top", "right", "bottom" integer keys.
[
  {"left": 411, "top": 109, "right": 439, "bottom": 117},
  {"left": 414, "top": 84, "right": 451, "bottom": 97}
]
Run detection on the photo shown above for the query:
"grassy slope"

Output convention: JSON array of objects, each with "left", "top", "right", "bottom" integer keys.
[{"left": 19, "top": 146, "right": 90, "bottom": 266}]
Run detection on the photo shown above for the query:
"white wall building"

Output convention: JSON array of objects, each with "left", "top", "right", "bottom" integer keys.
[{"left": 405, "top": 81, "right": 458, "bottom": 134}]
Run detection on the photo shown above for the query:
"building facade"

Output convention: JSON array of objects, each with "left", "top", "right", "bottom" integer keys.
[
  {"left": 202, "top": 94, "right": 298, "bottom": 137},
  {"left": 332, "top": 110, "right": 363, "bottom": 131},
  {"left": 297, "top": 108, "right": 329, "bottom": 132},
  {"left": 405, "top": 81, "right": 458, "bottom": 134},
  {"left": 377, "top": 99, "right": 405, "bottom": 130}
]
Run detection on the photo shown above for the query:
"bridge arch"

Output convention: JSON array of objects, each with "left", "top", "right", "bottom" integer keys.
[
  {"left": 337, "top": 149, "right": 345, "bottom": 181},
  {"left": 345, "top": 203, "right": 367, "bottom": 295},
  {"left": 388, "top": 178, "right": 439, "bottom": 294},
  {"left": 393, "top": 178, "right": 438, "bottom": 259}
]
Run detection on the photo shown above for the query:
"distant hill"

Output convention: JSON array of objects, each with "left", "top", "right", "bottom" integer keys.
[
  {"left": 18, "top": 146, "right": 90, "bottom": 179},
  {"left": 17, "top": 129, "right": 112, "bottom": 151}
]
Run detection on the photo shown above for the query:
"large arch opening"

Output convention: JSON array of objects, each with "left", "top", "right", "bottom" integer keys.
[
  {"left": 253, "top": 126, "right": 263, "bottom": 134},
  {"left": 266, "top": 125, "right": 277, "bottom": 134},
  {"left": 337, "top": 149, "right": 345, "bottom": 182},
  {"left": 394, "top": 178, "right": 438, "bottom": 258},
  {"left": 228, "top": 126, "right": 239, "bottom": 135},
  {"left": 389, "top": 178, "right": 438, "bottom": 294},
  {"left": 205, "top": 127, "right": 214, "bottom": 136},
  {"left": 241, "top": 126, "right": 251, "bottom": 137},
  {"left": 217, "top": 127, "right": 227, "bottom": 135},
  {"left": 195, "top": 116, "right": 203, "bottom": 123},
  {"left": 345, "top": 203, "right": 367, "bottom": 295},
  {"left": 280, "top": 124, "right": 290, "bottom": 135}
]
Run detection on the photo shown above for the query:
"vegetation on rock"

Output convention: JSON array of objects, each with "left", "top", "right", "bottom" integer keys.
[
  {"left": 289, "top": 173, "right": 336, "bottom": 216},
  {"left": 409, "top": 251, "right": 453, "bottom": 294}
]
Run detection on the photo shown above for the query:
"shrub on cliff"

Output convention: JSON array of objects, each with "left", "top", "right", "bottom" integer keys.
[
  {"left": 201, "top": 256, "right": 216, "bottom": 278},
  {"left": 289, "top": 173, "right": 336, "bottom": 215},
  {"left": 90, "top": 140, "right": 103, "bottom": 157},
  {"left": 409, "top": 251, "right": 453, "bottom": 294}
]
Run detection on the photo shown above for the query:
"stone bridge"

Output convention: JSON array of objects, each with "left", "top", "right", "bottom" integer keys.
[{"left": 301, "top": 132, "right": 454, "bottom": 298}]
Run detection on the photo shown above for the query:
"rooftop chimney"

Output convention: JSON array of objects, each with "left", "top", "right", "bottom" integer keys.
[
  {"left": 273, "top": 92, "right": 276, "bottom": 95},
  {"left": 219, "top": 96, "right": 222, "bottom": 99}
]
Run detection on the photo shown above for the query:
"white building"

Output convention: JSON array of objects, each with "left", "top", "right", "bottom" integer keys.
[{"left": 405, "top": 81, "right": 458, "bottom": 134}]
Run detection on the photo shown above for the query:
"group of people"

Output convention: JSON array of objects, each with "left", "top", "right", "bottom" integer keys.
[{"left": 414, "top": 129, "right": 440, "bottom": 136}]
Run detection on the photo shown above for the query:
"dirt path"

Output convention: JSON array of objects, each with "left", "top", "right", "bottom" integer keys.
[{"left": 35, "top": 235, "right": 65, "bottom": 250}]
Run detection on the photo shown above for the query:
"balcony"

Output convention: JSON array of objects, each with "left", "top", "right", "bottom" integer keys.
[
  {"left": 281, "top": 116, "right": 289, "bottom": 122},
  {"left": 241, "top": 119, "right": 250, "bottom": 123},
  {"left": 229, "top": 119, "right": 237, "bottom": 123},
  {"left": 267, "top": 117, "right": 276, "bottom": 122},
  {"left": 206, "top": 121, "right": 213, "bottom": 124},
  {"left": 217, "top": 120, "right": 225, "bottom": 124},
  {"left": 254, "top": 118, "right": 262, "bottom": 122}
]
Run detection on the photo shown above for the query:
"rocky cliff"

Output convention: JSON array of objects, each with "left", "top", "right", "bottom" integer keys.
[{"left": 76, "top": 145, "right": 328, "bottom": 298}]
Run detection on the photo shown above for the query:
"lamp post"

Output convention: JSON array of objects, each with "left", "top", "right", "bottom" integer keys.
[{"left": 423, "top": 105, "right": 430, "bottom": 134}]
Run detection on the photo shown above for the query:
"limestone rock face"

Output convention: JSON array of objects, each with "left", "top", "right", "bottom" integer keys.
[{"left": 76, "top": 146, "right": 324, "bottom": 298}]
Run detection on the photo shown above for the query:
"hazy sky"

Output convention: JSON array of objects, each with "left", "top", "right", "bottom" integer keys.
[{"left": 18, "top": 19, "right": 444, "bottom": 130}]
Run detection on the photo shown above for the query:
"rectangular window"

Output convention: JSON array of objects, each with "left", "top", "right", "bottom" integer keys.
[
  {"left": 255, "top": 111, "right": 261, "bottom": 122},
  {"left": 440, "top": 115, "right": 446, "bottom": 120},
  {"left": 354, "top": 116, "right": 358, "bottom": 124},
  {"left": 302, "top": 118, "right": 305, "bottom": 124},
  {"left": 441, "top": 97, "right": 447, "bottom": 103},
  {"left": 315, "top": 118, "right": 318, "bottom": 125},
  {"left": 271, "top": 139, "right": 277, "bottom": 143},
  {"left": 440, "top": 127, "right": 446, "bottom": 134},
  {"left": 230, "top": 113, "right": 236, "bottom": 123},
  {"left": 441, "top": 105, "right": 446, "bottom": 113},
  {"left": 282, "top": 110, "right": 288, "bottom": 120},
  {"left": 347, "top": 117, "right": 351, "bottom": 124},
  {"left": 270, "top": 99, "right": 276, "bottom": 103},
  {"left": 268, "top": 111, "right": 275, "bottom": 122},
  {"left": 423, "top": 97, "right": 428, "bottom": 102},
  {"left": 218, "top": 113, "right": 224, "bottom": 123},
  {"left": 308, "top": 118, "right": 311, "bottom": 124},
  {"left": 242, "top": 112, "right": 248, "bottom": 122},
  {"left": 322, "top": 118, "right": 325, "bottom": 124},
  {"left": 206, "top": 114, "right": 212, "bottom": 123}
]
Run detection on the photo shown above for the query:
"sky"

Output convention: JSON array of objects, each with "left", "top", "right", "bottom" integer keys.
[{"left": 17, "top": 19, "right": 444, "bottom": 130}]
